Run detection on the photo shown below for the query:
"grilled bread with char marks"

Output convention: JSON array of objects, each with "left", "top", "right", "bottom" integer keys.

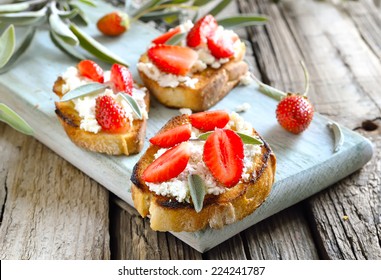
[{"left": 130, "top": 114, "right": 276, "bottom": 232}]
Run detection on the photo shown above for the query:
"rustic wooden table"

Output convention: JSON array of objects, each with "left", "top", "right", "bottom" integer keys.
[{"left": 1, "top": 0, "right": 380, "bottom": 260}]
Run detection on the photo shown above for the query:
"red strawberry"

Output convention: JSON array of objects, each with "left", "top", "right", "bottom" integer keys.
[
  {"left": 189, "top": 110, "right": 230, "bottom": 131},
  {"left": 187, "top": 14, "right": 218, "bottom": 48},
  {"left": 77, "top": 60, "right": 104, "bottom": 83},
  {"left": 203, "top": 129, "right": 244, "bottom": 187},
  {"left": 110, "top": 63, "right": 133, "bottom": 95},
  {"left": 207, "top": 33, "right": 236, "bottom": 59},
  {"left": 152, "top": 26, "right": 181, "bottom": 45},
  {"left": 147, "top": 45, "right": 198, "bottom": 76},
  {"left": 276, "top": 94, "right": 314, "bottom": 134},
  {"left": 95, "top": 95, "right": 130, "bottom": 133},
  {"left": 150, "top": 124, "right": 192, "bottom": 148},
  {"left": 142, "top": 142, "right": 191, "bottom": 183},
  {"left": 97, "top": 11, "right": 129, "bottom": 37}
]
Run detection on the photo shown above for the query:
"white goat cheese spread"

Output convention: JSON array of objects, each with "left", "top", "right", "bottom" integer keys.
[
  {"left": 61, "top": 68, "right": 148, "bottom": 134},
  {"left": 146, "top": 113, "right": 262, "bottom": 202},
  {"left": 138, "top": 24, "right": 244, "bottom": 89}
]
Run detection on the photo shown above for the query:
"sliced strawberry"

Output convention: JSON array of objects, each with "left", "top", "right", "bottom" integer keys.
[
  {"left": 77, "top": 60, "right": 104, "bottom": 83},
  {"left": 147, "top": 45, "right": 198, "bottom": 76},
  {"left": 189, "top": 110, "right": 230, "bottom": 131},
  {"left": 186, "top": 14, "right": 218, "bottom": 48},
  {"left": 203, "top": 129, "right": 244, "bottom": 187},
  {"left": 95, "top": 95, "right": 130, "bottom": 134},
  {"left": 150, "top": 124, "right": 192, "bottom": 148},
  {"left": 110, "top": 63, "right": 133, "bottom": 95},
  {"left": 152, "top": 26, "right": 181, "bottom": 45},
  {"left": 142, "top": 142, "right": 191, "bottom": 183},
  {"left": 207, "top": 33, "right": 236, "bottom": 59}
]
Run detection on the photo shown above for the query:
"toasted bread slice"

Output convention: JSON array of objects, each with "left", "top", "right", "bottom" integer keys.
[
  {"left": 138, "top": 43, "right": 248, "bottom": 112},
  {"left": 131, "top": 114, "right": 276, "bottom": 232},
  {"left": 53, "top": 76, "right": 150, "bottom": 156}
]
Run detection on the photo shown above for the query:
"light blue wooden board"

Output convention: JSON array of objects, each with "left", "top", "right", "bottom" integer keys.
[{"left": 0, "top": 2, "right": 373, "bottom": 252}]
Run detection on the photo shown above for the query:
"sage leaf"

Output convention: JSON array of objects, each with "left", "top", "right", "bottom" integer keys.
[
  {"left": 117, "top": 92, "right": 143, "bottom": 120},
  {"left": 69, "top": 23, "right": 129, "bottom": 67},
  {"left": 0, "top": 24, "right": 15, "bottom": 68},
  {"left": 327, "top": 121, "right": 344, "bottom": 153},
  {"left": 251, "top": 73, "right": 286, "bottom": 102},
  {"left": 0, "top": 103, "right": 33, "bottom": 136},
  {"left": 193, "top": 0, "right": 214, "bottom": 7},
  {"left": 205, "top": 0, "right": 232, "bottom": 17},
  {"left": 0, "top": 27, "right": 36, "bottom": 74},
  {"left": 49, "top": 31, "right": 87, "bottom": 61},
  {"left": 78, "top": 0, "right": 97, "bottom": 7},
  {"left": 166, "top": 32, "right": 186, "bottom": 45},
  {"left": 0, "top": 6, "right": 47, "bottom": 26},
  {"left": 69, "top": 4, "right": 89, "bottom": 26},
  {"left": 197, "top": 132, "right": 212, "bottom": 141},
  {"left": 49, "top": 13, "right": 79, "bottom": 46},
  {"left": 218, "top": 14, "right": 268, "bottom": 29},
  {"left": 236, "top": 132, "right": 263, "bottom": 145},
  {"left": 140, "top": 10, "right": 181, "bottom": 21},
  {"left": 188, "top": 174, "right": 206, "bottom": 213},
  {"left": 131, "top": 0, "right": 162, "bottom": 18},
  {"left": 0, "top": 2, "right": 30, "bottom": 13},
  {"left": 198, "top": 131, "right": 262, "bottom": 145},
  {"left": 60, "top": 83, "right": 107, "bottom": 102}
]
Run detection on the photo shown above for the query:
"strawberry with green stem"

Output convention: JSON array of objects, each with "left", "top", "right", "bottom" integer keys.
[{"left": 252, "top": 61, "right": 314, "bottom": 134}]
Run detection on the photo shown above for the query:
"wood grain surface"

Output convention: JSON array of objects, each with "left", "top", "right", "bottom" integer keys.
[
  {"left": 0, "top": 124, "right": 110, "bottom": 259},
  {"left": 111, "top": 0, "right": 381, "bottom": 259}
]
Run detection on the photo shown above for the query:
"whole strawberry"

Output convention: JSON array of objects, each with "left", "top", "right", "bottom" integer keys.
[
  {"left": 97, "top": 11, "right": 129, "bottom": 37},
  {"left": 95, "top": 95, "right": 130, "bottom": 133},
  {"left": 253, "top": 61, "right": 314, "bottom": 134},
  {"left": 276, "top": 94, "right": 314, "bottom": 134}
]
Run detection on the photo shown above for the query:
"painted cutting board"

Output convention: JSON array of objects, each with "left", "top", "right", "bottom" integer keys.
[{"left": 0, "top": 2, "right": 373, "bottom": 252}]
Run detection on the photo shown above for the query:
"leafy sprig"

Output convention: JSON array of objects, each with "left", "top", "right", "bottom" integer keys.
[{"left": 0, "top": 0, "right": 128, "bottom": 73}]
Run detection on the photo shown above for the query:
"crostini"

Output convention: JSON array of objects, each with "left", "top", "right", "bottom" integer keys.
[
  {"left": 131, "top": 110, "right": 276, "bottom": 232},
  {"left": 53, "top": 60, "right": 150, "bottom": 156},
  {"left": 137, "top": 15, "right": 249, "bottom": 112}
]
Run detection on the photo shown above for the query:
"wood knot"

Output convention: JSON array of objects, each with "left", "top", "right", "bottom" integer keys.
[{"left": 361, "top": 120, "right": 379, "bottom": 131}]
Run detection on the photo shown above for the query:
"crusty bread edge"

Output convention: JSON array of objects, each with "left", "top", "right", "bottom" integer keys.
[
  {"left": 138, "top": 43, "right": 249, "bottom": 112},
  {"left": 53, "top": 77, "right": 150, "bottom": 156},
  {"left": 131, "top": 115, "right": 276, "bottom": 232}
]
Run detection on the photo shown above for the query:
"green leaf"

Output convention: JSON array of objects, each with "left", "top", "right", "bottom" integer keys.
[
  {"left": 0, "top": 24, "right": 15, "bottom": 68},
  {"left": 49, "top": 31, "right": 87, "bottom": 61},
  {"left": 140, "top": 10, "right": 181, "bottom": 21},
  {"left": 131, "top": 0, "right": 162, "bottom": 18},
  {"left": 56, "top": 7, "right": 79, "bottom": 20},
  {"left": 0, "top": 103, "right": 33, "bottom": 136},
  {"left": 188, "top": 174, "right": 206, "bottom": 213},
  {"left": 0, "top": 2, "right": 30, "bottom": 13},
  {"left": 217, "top": 14, "right": 268, "bottom": 29},
  {"left": 60, "top": 83, "right": 107, "bottom": 102},
  {"left": 193, "top": 0, "right": 214, "bottom": 7},
  {"left": 198, "top": 131, "right": 263, "bottom": 145},
  {"left": 77, "top": 0, "right": 97, "bottom": 7},
  {"left": 69, "top": 4, "right": 89, "bottom": 26},
  {"left": 49, "top": 13, "right": 79, "bottom": 46},
  {"left": 0, "top": 6, "right": 47, "bottom": 26},
  {"left": 69, "top": 23, "right": 128, "bottom": 66},
  {"left": 166, "top": 31, "right": 186, "bottom": 45},
  {"left": 0, "top": 27, "right": 36, "bottom": 74},
  {"left": 236, "top": 132, "right": 263, "bottom": 145},
  {"left": 116, "top": 92, "right": 143, "bottom": 120},
  {"left": 251, "top": 73, "right": 286, "bottom": 102},
  {"left": 205, "top": 0, "right": 232, "bottom": 17}
]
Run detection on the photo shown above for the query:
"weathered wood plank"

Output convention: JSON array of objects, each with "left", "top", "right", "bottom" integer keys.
[
  {"left": 243, "top": 205, "right": 320, "bottom": 260},
  {"left": 111, "top": 198, "right": 202, "bottom": 260},
  {"left": 240, "top": 0, "right": 381, "bottom": 259},
  {"left": 0, "top": 124, "right": 110, "bottom": 259}
]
